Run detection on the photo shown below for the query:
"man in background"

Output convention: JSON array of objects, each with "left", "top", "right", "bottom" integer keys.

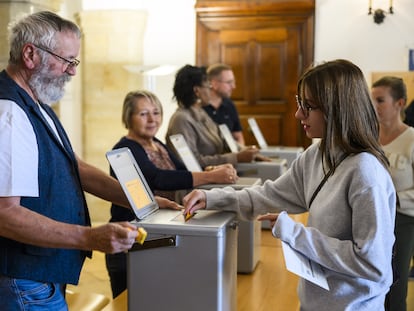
[{"left": 204, "top": 63, "right": 245, "bottom": 146}]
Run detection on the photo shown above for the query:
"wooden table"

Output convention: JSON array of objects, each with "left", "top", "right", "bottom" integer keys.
[{"left": 102, "top": 290, "right": 127, "bottom": 311}]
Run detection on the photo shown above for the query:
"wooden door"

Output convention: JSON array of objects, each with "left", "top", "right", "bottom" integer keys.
[{"left": 196, "top": 0, "right": 315, "bottom": 148}]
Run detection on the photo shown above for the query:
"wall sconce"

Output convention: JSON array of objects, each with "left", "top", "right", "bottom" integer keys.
[{"left": 368, "top": 0, "right": 394, "bottom": 24}]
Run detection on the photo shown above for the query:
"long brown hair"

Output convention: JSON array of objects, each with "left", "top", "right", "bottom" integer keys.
[{"left": 297, "top": 59, "right": 389, "bottom": 172}]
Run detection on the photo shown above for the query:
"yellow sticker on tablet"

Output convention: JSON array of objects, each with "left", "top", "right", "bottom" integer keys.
[{"left": 125, "top": 179, "right": 151, "bottom": 210}]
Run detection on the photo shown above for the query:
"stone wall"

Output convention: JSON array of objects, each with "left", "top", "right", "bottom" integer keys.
[{"left": 78, "top": 10, "right": 147, "bottom": 222}]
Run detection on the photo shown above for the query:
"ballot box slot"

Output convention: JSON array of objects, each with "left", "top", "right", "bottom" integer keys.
[{"left": 130, "top": 236, "right": 176, "bottom": 252}]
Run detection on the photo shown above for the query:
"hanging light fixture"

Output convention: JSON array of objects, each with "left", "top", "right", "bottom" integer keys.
[{"left": 368, "top": 0, "right": 394, "bottom": 24}]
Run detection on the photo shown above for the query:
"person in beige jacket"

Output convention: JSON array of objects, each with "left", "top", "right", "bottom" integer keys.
[{"left": 166, "top": 64, "right": 262, "bottom": 168}]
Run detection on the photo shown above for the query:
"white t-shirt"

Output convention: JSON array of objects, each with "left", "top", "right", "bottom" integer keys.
[
  {"left": 0, "top": 99, "right": 62, "bottom": 197},
  {"left": 382, "top": 127, "right": 414, "bottom": 217}
]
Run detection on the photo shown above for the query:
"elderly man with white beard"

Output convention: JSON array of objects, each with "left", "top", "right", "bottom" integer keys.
[{"left": 0, "top": 11, "right": 179, "bottom": 310}]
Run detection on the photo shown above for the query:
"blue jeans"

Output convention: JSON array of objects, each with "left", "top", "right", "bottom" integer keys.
[{"left": 0, "top": 276, "right": 67, "bottom": 311}]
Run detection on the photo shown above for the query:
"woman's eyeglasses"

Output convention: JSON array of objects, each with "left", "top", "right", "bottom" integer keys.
[{"left": 295, "top": 95, "right": 320, "bottom": 118}]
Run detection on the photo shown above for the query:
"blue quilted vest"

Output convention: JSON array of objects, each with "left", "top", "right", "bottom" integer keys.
[{"left": 0, "top": 70, "right": 91, "bottom": 284}]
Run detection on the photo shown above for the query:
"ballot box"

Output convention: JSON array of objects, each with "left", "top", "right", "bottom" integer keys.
[
  {"left": 237, "top": 219, "right": 261, "bottom": 273},
  {"left": 198, "top": 177, "right": 262, "bottom": 274},
  {"left": 236, "top": 158, "right": 288, "bottom": 182},
  {"left": 106, "top": 148, "right": 238, "bottom": 311},
  {"left": 128, "top": 209, "right": 238, "bottom": 311},
  {"left": 247, "top": 117, "right": 303, "bottom": 167},
  {"left": 257, "top": 146, "right": 303, "bottom": 168}
]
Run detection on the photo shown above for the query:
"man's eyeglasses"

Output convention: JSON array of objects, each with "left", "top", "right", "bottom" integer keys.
[
  {"left": 295, "top": 95, "right": 320, "bottom": 118},
  {"left": 33, "top": 44, "right": 80, "bottom": 68}
]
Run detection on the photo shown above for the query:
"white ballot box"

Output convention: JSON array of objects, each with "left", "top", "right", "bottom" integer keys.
[
  {"left": 106, "top": 148, "right": 239, "bottom": 311},
  {"left": 128, "top": 209, "right": 238, "bottom": 311},
  {"left": 198, "top": 177, "right": 262, "bottom": 274},
  {"left": 236, "top": 158, "right": 288, "bottom": 182},
  {"left": 169, "top": 134, "right": 264, "bottom": 274}
]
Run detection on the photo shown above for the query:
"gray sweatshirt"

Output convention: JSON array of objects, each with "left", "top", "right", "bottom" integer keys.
[{"left": 204, "top": 142, "right": 396, "bottom": 311}]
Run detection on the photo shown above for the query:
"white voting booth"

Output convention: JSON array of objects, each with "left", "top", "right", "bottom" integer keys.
[{"left": 107, "top": 148, "right": 238, "bottom": 311}]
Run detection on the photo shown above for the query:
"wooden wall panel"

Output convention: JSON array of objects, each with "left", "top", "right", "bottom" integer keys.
[
  {"left": 196, "top": 0, "right": 315, "bottom": 147},
  {"left": 256, "top": 43, "right": 285, "bottom": 101}
]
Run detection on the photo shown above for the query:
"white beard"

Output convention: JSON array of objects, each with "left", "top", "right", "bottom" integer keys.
[{"left": 28, "top": 63, "right": 71, "bottom": 106}]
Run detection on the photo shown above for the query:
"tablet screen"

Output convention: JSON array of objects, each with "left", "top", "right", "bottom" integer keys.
[{"left": 106, "top": 147, "right": 158, "bottom": 220}]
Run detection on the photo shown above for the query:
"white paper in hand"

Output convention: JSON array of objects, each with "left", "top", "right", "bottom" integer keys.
[{"left": 281, "top": 241, "right": 330, "bottom": 290}]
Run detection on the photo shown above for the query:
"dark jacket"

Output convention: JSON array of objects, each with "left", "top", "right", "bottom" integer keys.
[
  {"left": 109, "top": 136, "right": 192, "bottom": 222},
  {"left": 0, "top": 70, "right": 90, "bottom": 285}
]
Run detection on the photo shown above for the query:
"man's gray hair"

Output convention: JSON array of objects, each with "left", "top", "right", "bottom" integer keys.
[{"left": 8, "top": 11, "right": 81, "bottom": 65}]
